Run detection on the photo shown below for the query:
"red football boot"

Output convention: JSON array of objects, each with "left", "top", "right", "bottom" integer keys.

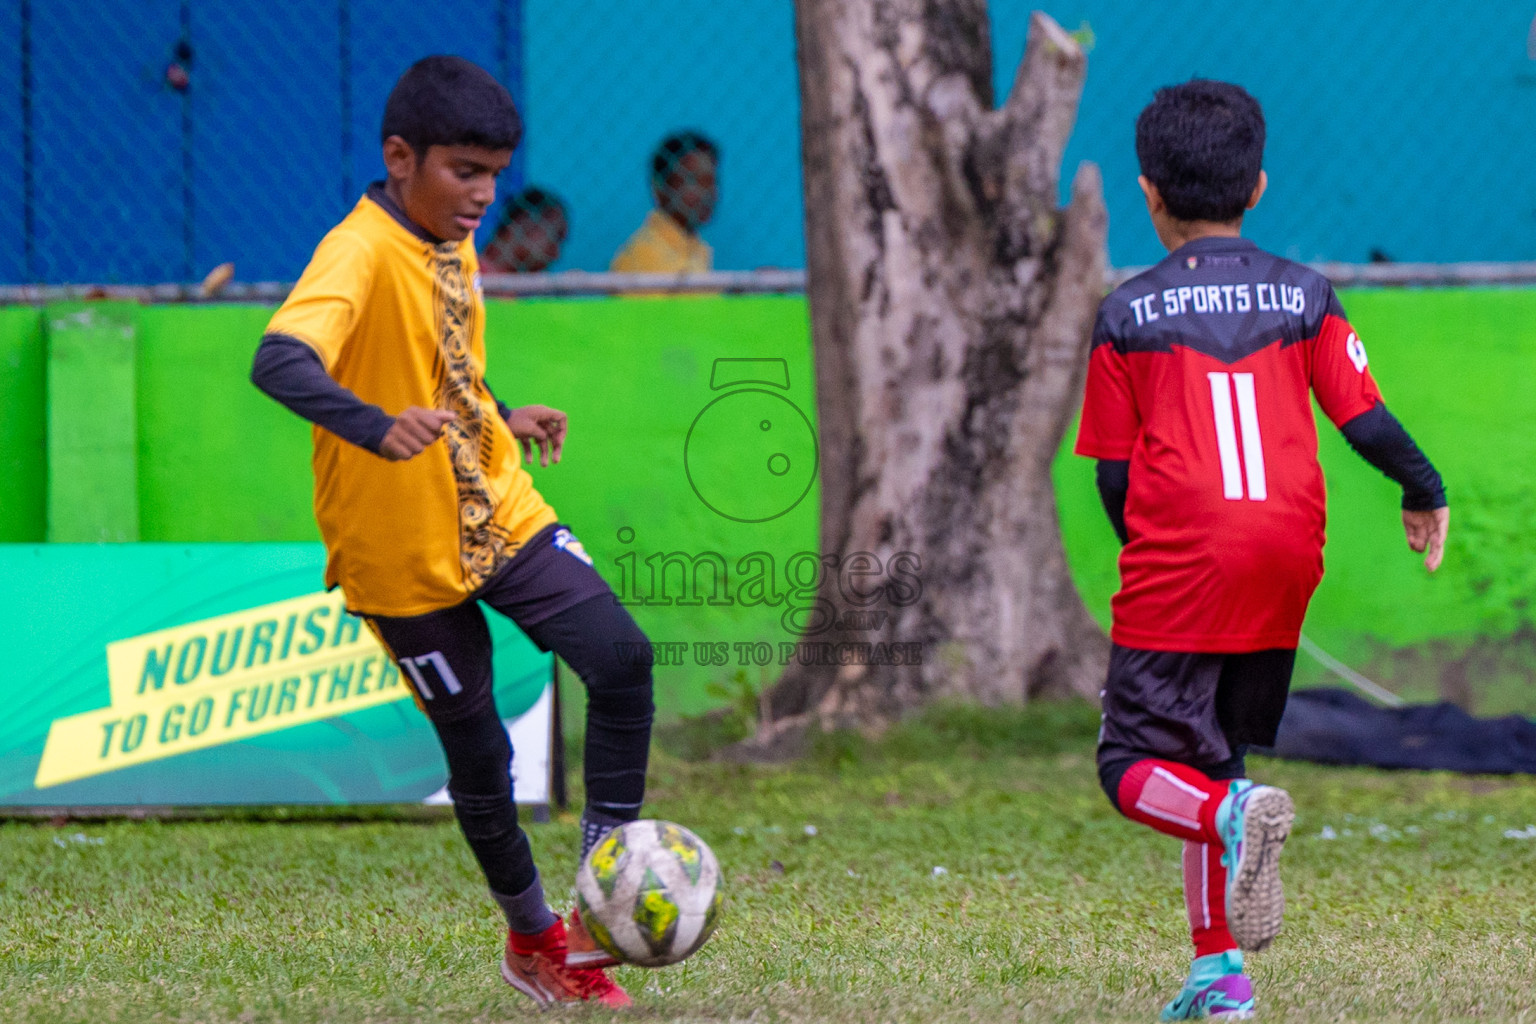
[
  {"left": 566, "top": 906, "right": 621, "bottom": 969},
  {"left": 501, "top": 917, "right": 631, "bottom": 1008}
]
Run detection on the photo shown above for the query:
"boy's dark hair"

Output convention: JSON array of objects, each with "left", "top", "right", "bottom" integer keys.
[
  {"left": 1135, "top": 80, "right": 1264, "bottom": 223},
  {"left": 381, "top": 55, "right": 522, "bottom": 155},
  {"left": 650, "top": 131, "right": 718, "bottom": 188}
]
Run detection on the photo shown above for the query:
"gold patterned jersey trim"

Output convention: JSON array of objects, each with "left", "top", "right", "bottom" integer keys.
[{"left": 431, "top": 245, "right": 512, "bottom": 590}]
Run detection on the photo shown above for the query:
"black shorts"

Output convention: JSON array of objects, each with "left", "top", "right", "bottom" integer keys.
[
  {"left": 364, "top": 522, "right": 615, "bottom": 723},
  {"left": 1096, "top": 643, "right": 1296, "bottom": 771},
  {"left": 474, "top": 522, "right": 613, "bottom": 628}
]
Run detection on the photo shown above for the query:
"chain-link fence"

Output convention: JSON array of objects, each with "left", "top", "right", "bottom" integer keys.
[
  {"left": 11, "top": 0, "right": 528, "bottom": 284},
  {"left": 2, "top": 0, "right": 795, "bottom": 285},
  {"left": 4, "top": 1, "right": 1535, "bottom": 284},
  {"left": 1013, "top": 1, "right": 1536, "bottom": 269}
]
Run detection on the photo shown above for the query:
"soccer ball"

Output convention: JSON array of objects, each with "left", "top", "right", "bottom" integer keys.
[{"left": 574, "top": 819, "right": 722, "bottom": 967}]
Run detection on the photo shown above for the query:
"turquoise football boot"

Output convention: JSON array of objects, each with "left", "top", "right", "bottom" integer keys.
[
  {"left": 1160, "top": 950, "right": 1256, "bottom": 1020},
  {"left": 1217, "top": 781, "right": 1295, "bottom": 952}
]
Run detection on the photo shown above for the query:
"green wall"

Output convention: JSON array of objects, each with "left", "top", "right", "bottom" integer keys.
[
  {"left": 137, "top": 304, "right": 318, "bottom": 542},
  {"left": 46, "top": 304, "right": 139, "bottom": 542},
  {"left": 0, "top": 296, "right": 818, "bottom": 716},
  {"left": 2, "top": 291, "right": 1535, "bottom": 713},
  {"left": 487, "top": 297, "right": 820, "bottom": 714},
  {"left": 0, "top": 306, "right": 45, "bottom": 541}
]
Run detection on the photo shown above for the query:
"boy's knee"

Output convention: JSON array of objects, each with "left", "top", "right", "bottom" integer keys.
[
  {"left": 447, "top": 787, "right": 526, "bottom": 849},
  {"left": 592, "top": 638, "right": 654, "bottom": 688},
  {"left": 582, "top": 619, "right": 656, "bottom": 712},
  {"left": 1097, "top": 754, "right": 1139, "bottom": 816},
  {"left": 587, "top": 676, "right": 654, "bottom": 727},
  {"left": 435, "top": 711, "right": 513, "bottom": 795},
  {"left": 449, "top": 750, "right": 512, "bottom": 798}
]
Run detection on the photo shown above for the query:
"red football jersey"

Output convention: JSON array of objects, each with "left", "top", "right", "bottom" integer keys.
[{"left": 1075, "top": 237, "right": 1382, "bottom": 653}]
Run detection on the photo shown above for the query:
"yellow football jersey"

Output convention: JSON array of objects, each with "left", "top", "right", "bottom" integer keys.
[{"left": 267, "top": 190, "right": 556, "bottom": 617}]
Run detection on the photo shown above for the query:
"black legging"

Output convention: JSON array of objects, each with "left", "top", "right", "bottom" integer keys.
[
  {"left": 391, "top": 594, "right": 654, "bottom": 897},
  {"left": 524, "top": 593, "right": 654, "bottom": 819}
]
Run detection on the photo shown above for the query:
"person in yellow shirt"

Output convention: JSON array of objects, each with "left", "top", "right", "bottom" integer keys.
[
  {"left": 250, "top": 56, "right": 649, "bottom": 1009},
  {"left": 610, "top": 131, "right": 718, "bottom": 274}
]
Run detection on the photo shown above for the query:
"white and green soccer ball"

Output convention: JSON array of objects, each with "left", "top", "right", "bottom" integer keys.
[{"left": 574, "top": 819, "right": 722, "bottom": 967}]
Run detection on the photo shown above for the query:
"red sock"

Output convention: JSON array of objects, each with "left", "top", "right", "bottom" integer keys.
[
  {"left": 1115, "top": 759, "right": 1229, "bottom": 844},
  {"left": 507, "top": 917, "right": 567, "bottom": 956},
  {"left": 1183, "top": 840, "right": 1237, "bottom": 957}
]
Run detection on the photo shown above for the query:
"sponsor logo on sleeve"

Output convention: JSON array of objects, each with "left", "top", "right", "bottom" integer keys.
[
  {"left": 1346, "top": 332, "right": 1369, "bottom": 373},
  {"left": 553, "top": 527, "right": 595, "bottom": 566}
]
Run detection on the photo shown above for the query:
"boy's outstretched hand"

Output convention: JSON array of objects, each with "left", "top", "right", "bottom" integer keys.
[
  {"left": 1403, "top": 506, "right": 1449, "bottom": 573},
  {"left": 505, "top": 404, "right": 568, "bottom": 467},
  {"left": 380, "top": 407, "right": 457, "bottom": 461}
]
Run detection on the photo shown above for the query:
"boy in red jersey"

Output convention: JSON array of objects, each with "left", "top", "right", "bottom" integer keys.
[{"left": 1076, "top": 80, "right": 1448, "bottom": 1020}]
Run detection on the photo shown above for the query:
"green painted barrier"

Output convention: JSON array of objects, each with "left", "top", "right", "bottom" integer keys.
[
  {"left": 0, "top": 306, "right": 45, "bottom": 541},
  {"left": 45, "top": 303, "right": 139, "bottom": 542},
  {"left": 136, "top": 304, "right": 317, "bottom": 542},
  {"left": 486, "top": 297, "right": 820, "bottom": 715},
  {"left": 0, "top": 291, "right": 1534, "bottom": 716}
]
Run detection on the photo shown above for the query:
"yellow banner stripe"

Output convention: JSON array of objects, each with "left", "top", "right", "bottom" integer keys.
[{"left": 36, "top": 591, "right": 412, "bottom": 789}]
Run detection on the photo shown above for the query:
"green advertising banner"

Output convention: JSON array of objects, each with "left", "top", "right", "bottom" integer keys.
[{"left": 0, "top": 544, "right": 552, "bottom": 807}]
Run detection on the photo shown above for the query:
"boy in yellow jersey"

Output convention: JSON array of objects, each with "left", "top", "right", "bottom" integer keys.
[{"left": 251, "top": 56, "right": 650, "bottom": 1008}]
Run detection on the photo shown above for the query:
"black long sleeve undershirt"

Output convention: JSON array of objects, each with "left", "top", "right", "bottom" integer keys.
[
  {"left": 1095, "top": 459, "right": 1131, "bottom": 545},
  {"left": 1093, "top": 401, "right": 1445, "bottom": 545},
  {"left": 250, "top": 333, "right": 515, "bottom": 454},
  {"left": 1338, "top": 402, "right": 1446, "bottom": 511},
  {"left": 251, "top": 334, "right": 394, "bottom": 452}
]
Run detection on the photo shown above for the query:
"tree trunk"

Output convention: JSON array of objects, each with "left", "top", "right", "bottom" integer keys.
[{"left": 751, "top": 2, "right": 1110, "bottom": 752}]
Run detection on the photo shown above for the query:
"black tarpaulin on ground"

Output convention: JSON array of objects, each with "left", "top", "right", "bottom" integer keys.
[{"left": 1262, "top": 687, "right": 1536, "bottom": 774}]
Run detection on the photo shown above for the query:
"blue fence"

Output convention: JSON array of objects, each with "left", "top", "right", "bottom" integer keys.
[
  {"left": 1014, "top": 2, "right": 1536, "bottom": 268},
  {"left": 4, "top": 2, "right": 1535, "bottom": 283},
  {"left": 9, "top": 0, "right": 525, "bottom": 284}
]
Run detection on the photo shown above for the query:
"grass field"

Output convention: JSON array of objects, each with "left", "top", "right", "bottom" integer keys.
[{"left": 5, "top": 703, "right": 1536, "bottom": 1024}]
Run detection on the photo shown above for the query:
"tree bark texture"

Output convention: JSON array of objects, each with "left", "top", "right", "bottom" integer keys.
[{"left": 756, "top": 2, "right": 1110, "bottom": 747}]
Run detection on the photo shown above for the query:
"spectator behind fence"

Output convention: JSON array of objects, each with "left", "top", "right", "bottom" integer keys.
[
  {"left": 610, "top": 131, "right": 718, "bottom": 275},
  {"left": 480, "top": 187, "right": 569, "bottom": 273}
]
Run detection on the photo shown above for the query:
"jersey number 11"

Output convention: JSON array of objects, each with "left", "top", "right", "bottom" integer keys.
[{"left": 1207, "top": 371, "right": 1266, "bottom": 501}]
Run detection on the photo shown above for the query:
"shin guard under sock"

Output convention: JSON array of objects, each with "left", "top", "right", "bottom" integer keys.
[
  {"left": 1183, "top": 840, "right": 1237, "bottom": 957},
  {"left": 1115, "top": 758, "right": 1231, "bottom": 844}
]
